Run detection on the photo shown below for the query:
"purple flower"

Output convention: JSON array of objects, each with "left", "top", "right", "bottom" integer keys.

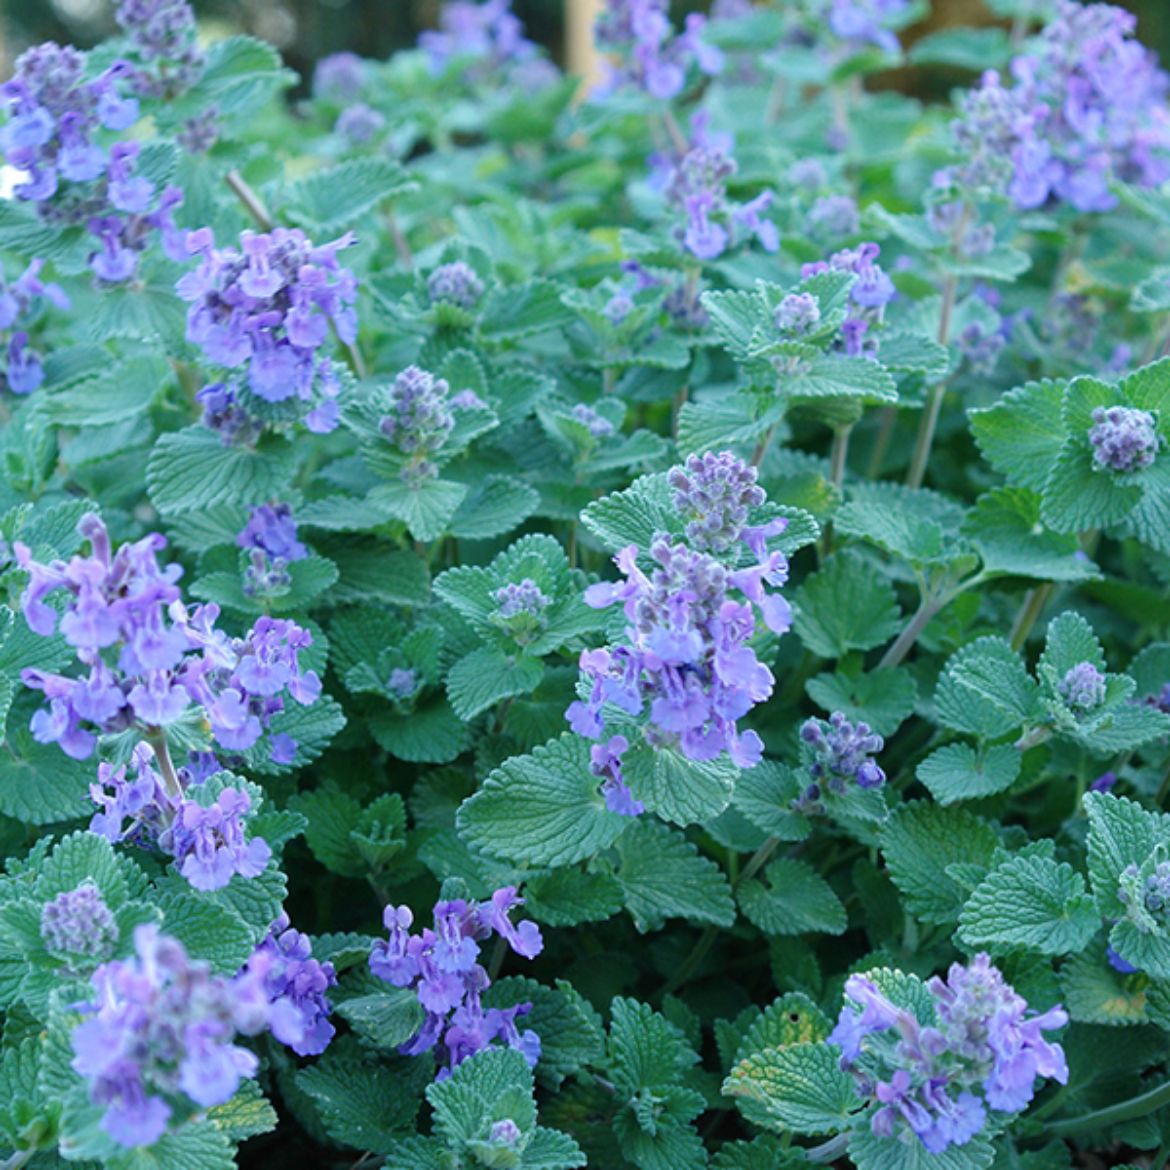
[
  {"left": 379, "top": 366, "right": 455, "bottom": 481},
  {"left": 590, "top": 734, "right": 644, "bottom": 817},
  {"left": 0, "top": 42, "right": 189, "bottom": 282},
  {"left": 335, "top": 103, "right": 386, "bottom": 144},
  {"left": 241, "top": 913, "right": 337, "bottom": 1056},
  {"left": 313, "top": 52, "right": 365, "bottom": 101},
  {"left": 572, "top": 403, "right": 617, "bottom": 438},
  {"left": 492, "top": 579, "right": 551, "bottom": 645},
  {"left": 71, "top": 924, "right": 274, "bottom": 1148},
  {"left": 368, "top": 890, "right": 543, "bottom": 1078},
  {"left": 1088, "top": 405, "right": 1160, "bottom": 473},
  {"left": 802, "top": 242, "right": 894, "bottom": 358},
  {"left": 947, "top": 4, "right": 1170, "bottom": 212},
  {"left": 427, "top": 261, "right": 485, "bottom": 310},
  {"left": 40, "top": 882, "right": 118, "bottom": 969},
  {"left": 828, "top": 0, "right": 909, "bottom": 55},
  {"left": 164, "top": 788, "right": 272, "bottom": 891},
  {"left": 808, "top": 193, "right": 860, "bottom": 239},
  {"left": 0, "top": 259, "right": 69, "bottom": 396},
  {"left": 834, "top": 954, "right": 1068, "bottom": 1153},
  {"left": 567, "top": 511, "right": 790, "bottom": 769},
  {"left": 115, "top": 0, "right": 204, "bottom": 99},
  {"left": 238, "top": 503, "right": 308, "bottom": 563},
  {"left": 595, "top": 0, "right": 721, "bottom": 98},
  {"left": 1056, "top": 661, "right": 1107, "bottom": 712},
  {"left": 668, "top": 450, "right": 770, "bottom": 554},
  {"left": 420, "top": 0, "right": 546, "bottom": 83},
  {"left": 801, "top": 712, "right": 886, "bottom": 790},
  {"left": 178, "top": 227, "right": 357, "bottom": 434},
  {"left": 775, "top": 292, "right": 823, "bottom": 337},
  {"left": 17, "top": 514, "right": 321, "bottom": 768}
]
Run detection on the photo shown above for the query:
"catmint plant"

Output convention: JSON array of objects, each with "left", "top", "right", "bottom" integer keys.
[{"left": 3, "top": 3, "right": 1170, "bottom": 1167}]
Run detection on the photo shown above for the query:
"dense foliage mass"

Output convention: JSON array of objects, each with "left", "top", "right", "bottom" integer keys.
[{"left": 2, "top": 0, "right": 1170, "bottom": 1166}]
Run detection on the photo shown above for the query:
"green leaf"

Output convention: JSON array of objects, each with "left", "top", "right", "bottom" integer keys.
[
  {"left": 622, "top": 741, "right": 737, "bottom": 827},
  {"left": 297, "top": 1039, "right": 424, "bottom": 1153},
  {"left": 447, "top": 647, "right": 544, "bottom": 721},
  {"left": 367, "top": 477, "right": 468, "bottom": 543},
  {"left": 426, "top": 1045, "right": 535, "bottom": 1147},
  {"left": 371, "top": 697, "right": 472, "bottom": 764},
  {"left": 737, "top": 858, "right": 847, "bottom": 937},
  {"left": 84, "top": 283, "right": 186, "bottom": 348},
  {"left": 105, "top": 1119, "right": 238, "bottom": 1170},
  {"left": 916, "top": 743, "right": 1021, "bottom": 804},
  {"left": 1084, "top": 792, "right": 1170, "bottom": 916},
  {"left": 524, "top": 868, "right": 624, "bottom": 927},
  {"left": 1039, "top": 611, "right": 1105, "bottom": 678},
  {"left": 156, "top": 894, "right": 256, "bottom": 974},
  {"left": 835, "top": 481, "right": 969, "bottom": 567},
  {"left": 935, "top": 637, "right": 1038, "bottom": 738},
  {"left": 480, "top": 280, "right": 577, "bottom": 341},
  {"left": 0, "top": 721, "right": 92, "bottom": 826},
  {"left": 147, "top": 426, "right": 296, "bottom": 514},
  {"left": 964, "top": 488, "right": 1101, "bottom": 583},
  {"left": 206, "top": 1081, "right": 279, "bottom": 1143},
  {"left": 181, "top": 34, "right": 294, "bottom": 119},
  {"left": 448, "top": 475, "right": 541, "bottom": 541},
  {"left": 336, "top": 988, "right": 425, "bottom": 1051},
  {"left": 969, "top": 380, "right": 1066, "bottom": 493},
  {"left": 457, "top": 734, "right": 629, "bottom": 866},
  {"left": 615, "top": 819, "right": 736, "bottom": 932},
  {"left": 791, "top": 551, "right": 902, "bottom": 659},
  {"left": 849, "top": 1127, "right": 994, "bottom": 1170},
  {"left": 319, "top": 538, "right": 430, "bottom": 606},
  {"left": 805, "top": 668, "right": 917, "bottom": 737},
  {"left": 284, "top": 158, "right": 416, "bottom": 232},
  {"left": 958, "top": 855, "right": 1099, "bottom": 955},
  {"left": 880, "top": 802, "right": 1000, "bottom": 925},
  {"left": 723, "top": 1042, "right": 858, "bottom": 1135},
  {"left": 579, "top": 472, "right": 674, "bottom": 553},
  {"left": 1060, "top": 947, "right": 1150, "bottom": 1026},
  {"left": 1041, "top": 440, "right": 1141, "bottom": 534},
  {"left": 1109, "top": 918, "right": 1170, "bottom": 979},
  {"left": 609, "top": 996, "right": 698, "bottom": 1095}
]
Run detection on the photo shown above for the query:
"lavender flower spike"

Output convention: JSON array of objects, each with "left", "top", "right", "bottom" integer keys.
[{"left": 71, "top": 924, "right": 274, "bottom": 1147}]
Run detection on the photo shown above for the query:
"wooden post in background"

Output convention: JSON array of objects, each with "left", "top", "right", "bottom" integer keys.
[{"left": 566, "top": 0, "right": 605, "bottom": 95}]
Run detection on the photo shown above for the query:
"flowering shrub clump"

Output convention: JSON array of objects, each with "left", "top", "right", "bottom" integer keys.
[{"left": 3, "top": 1, "right": 1170, "bottom": 1168}]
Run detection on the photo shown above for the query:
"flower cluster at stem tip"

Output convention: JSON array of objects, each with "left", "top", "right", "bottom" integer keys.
[
  {"left": 567, "top": 452, "right": 791, "bottom": 812},
  {"left": 71, "top": 919, "right": 334, "bottom": 1148},
  {"left": 15, "top": 512, "right": 321, "bottom": 766},
  {"left": 370, "top": 887, "right": 543, "bottom": 1078},
  {"left": 831, "top": 953, "right": 1069, "bottom": 1153}
]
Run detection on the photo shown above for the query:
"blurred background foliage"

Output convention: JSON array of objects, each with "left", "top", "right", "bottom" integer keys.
[{"left": 1, "top": 0, "right": 1168, "bottom": 95}]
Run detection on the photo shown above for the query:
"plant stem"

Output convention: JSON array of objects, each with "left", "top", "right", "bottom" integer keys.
[
  {"left": 829, "top": 424, "right": 852, "bottom": 491},
  {"left": 807, "top": 1133, "right": 850, "bottom": 1163},
  {"left": 1045, "top": 1078, "right": 1170, "bottom": 1137},
  {"left": 661, "top": 108, "right": 689, "bottom": 155},
  {"left": 1009, "top": 583, "right": 1053, "bottom": 651},
  {"left": 765, "top": 75, "right": 787, "bottom": 124},
  {"left": 866, "top": 405, "right": 897, "bottom": 478},
  {"left": 0, "top": 1149, "right": 36, "bottom": 1170},
  {"left": 226, "top": 169, "right": 275, "bottom": 231},
  {"left": 751, "top": 421, "right": 779, "bottom": 468},
  {"left": 905, "top": 276, "right": 958, "bottom": 489},
  {"left": 877, "top": 596, "right": 941, "bottom": 670},
  {"left": 738, "top": 836, "right": 780, "bottom": 886},
  {"left": 145, "top": 728, "right": 183, "bottom": 802},
  {"left": 658, "top": 925, "right": 718, "bottom": 999},
  {"left": 385, "top": 210, "right": 414, "bottom": 269}
]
